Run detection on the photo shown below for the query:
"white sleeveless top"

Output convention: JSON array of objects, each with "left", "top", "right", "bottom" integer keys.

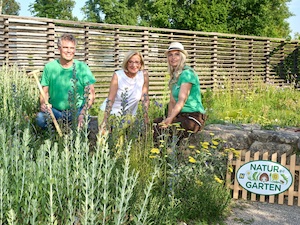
[{"left": 110, "top": 70, "right": 144, "bottom": 116}]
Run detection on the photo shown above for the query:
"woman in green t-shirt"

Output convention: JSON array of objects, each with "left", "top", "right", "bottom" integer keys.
[{"left": 153, "top": 42, "right": 207, "bottom": 141}]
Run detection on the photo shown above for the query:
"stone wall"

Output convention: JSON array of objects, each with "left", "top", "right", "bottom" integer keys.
[{"left": 196, "top": 124, "right": 300, "bottom": 157}]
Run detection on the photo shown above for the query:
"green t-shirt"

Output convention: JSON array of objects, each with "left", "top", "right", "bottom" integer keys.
[
  {"left": 40, "top": 59, "right": 96, "bottom": 110},
  {"left": 171, "top": 65, "right": 205, "bottom": 114}
]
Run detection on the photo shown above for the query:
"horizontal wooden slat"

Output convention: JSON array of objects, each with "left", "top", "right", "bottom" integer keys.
[{"left": 0, "top": 14, "right": 299, "bottom": 102}]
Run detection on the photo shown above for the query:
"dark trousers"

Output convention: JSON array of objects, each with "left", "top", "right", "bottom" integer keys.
[{"left": 153, "top": 112, "right": 207, "bottom": 143}]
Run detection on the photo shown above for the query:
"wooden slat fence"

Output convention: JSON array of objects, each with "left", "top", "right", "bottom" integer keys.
[
  {"left": 0, "top": 15, "right": 299, "bottom": 103},
  {"left": 227, "top": 150, "right": 300, "bottom": 206}
]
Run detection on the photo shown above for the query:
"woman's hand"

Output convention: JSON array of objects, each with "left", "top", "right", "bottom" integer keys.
[{"left": 160, "top": 117, "right": 173, "bottom": 128}]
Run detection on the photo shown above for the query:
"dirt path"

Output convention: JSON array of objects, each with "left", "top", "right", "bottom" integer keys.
[{"left": 225, "top": 200, "right": 300, "bottom": 225}]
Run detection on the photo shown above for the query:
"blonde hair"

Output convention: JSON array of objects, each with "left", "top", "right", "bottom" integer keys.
[
  {"left": 122, "top": 51, "right": 145, "bottom": 71},
  {"left": 168, "top": 51, "right": 187, "bottom": 88}
]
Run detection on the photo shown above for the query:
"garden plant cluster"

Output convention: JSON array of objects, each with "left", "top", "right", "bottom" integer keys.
[{"left": 0, "top": 65, "right": 299, "bottom": 224}]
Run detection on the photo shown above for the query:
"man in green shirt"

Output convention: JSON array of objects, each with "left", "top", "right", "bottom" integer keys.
[{"left": 36, "top": 33, "right": 96, "bottom": 129}]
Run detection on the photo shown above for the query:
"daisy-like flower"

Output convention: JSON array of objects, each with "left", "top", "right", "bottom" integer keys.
[
  {"left": 189, "top": 156, "right": 196, "bottom": 163},
  {"left": 150, "top": 148, "right": 160, "bottom": 154}
]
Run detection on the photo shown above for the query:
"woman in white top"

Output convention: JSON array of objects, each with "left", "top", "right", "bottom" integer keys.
[{"left": 100, "top": 51, "right": 149, "bottom": 131}]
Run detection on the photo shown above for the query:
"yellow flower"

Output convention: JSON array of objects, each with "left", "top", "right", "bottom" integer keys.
[
  {"left": 171, "top": 122, "right": 181, "bottom": 127},
  {"left": 209, "top": 132, "right": 215, "bottom": 136},
  {"left": 159, "top": 140, "right": 165, "bottom": 143},
  {"left": 188, "top": 145, "right": 196, "bottom": 149},
  {"left": 195, "top": 179, "right": 203, "bottom": 186},
  {"left": 150, "top": 148, "right": 160, "bottom": 154},
  {"left": 189, "top": 156, "right": 196, "bottom": 163},
  {"left": 159, "top": 145, "right": 164, "bottom": 148},
  {"left": 228, "top": 165, "right": 233, "bottom": 173},
  {"left": 272, "top": 173, "right": 280, "bottom": 181},
  {"left": 149, "top": 155, "right": 157, "bottom": 159},
  {"left": 196, "top": 150, "right": 201, "bottom": 154},
  {"left": 212, "top": 140, "right": 219, "bottom": 146},
  {"left": 211, "top": 146, "right": 217, "bottom": 149},
  {"left": 214, "top": 175, "right": 224, "bottom": 184},
  {"left": 201, "top": 142, "right": 209, "bottom": 149}
]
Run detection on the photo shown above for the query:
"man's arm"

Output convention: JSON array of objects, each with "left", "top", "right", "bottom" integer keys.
[{"left": 40, "top": 86, "right": 51, "bottom": 112}]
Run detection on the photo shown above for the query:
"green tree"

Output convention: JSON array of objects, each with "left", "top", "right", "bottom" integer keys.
[
  {"left": 1, "top": 0, "right": 20, "bottom": 15},
  {"left": 81, "top": 0, "right": 103, "bottom": 22},
  {"left": 228, "top": 0, "right": 292, "bottom": 38},
  {"left": 83, "top": 0, "right": 293, "bottom": 38},
  {"left": 29, "top": 0, "right": 77, "bottom": 20},
  {"left": 171, "top": 0, "right": 231, "bottom": 32},
  {"left": 82, "top": 0, "right": 140, "bottom": 25}
]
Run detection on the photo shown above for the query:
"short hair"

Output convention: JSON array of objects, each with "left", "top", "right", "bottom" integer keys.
[
  {"left": 122, "top": 51, "right": 145, "bottom": 71},
  {"left": 57, "top": 33, "right": 77, "bottom": 48}
]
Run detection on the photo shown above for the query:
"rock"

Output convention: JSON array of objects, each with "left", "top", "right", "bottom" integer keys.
[{"left": 198, "top": 123, "right": 300, "bottom": 157}]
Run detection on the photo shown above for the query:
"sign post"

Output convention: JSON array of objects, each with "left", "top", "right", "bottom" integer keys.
[{"left": 236, "top": 160, "right": 293, "bottom": 195}]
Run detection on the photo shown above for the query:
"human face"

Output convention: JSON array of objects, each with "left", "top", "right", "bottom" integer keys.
[
  {"left": 127, "top": 54, "right": 141, "bottom": 74},
  {"left": 167, "top": 50, "right": 181, "bottom": 68},
  {"left": 59, "top": 40, "right": 76, "bottom": 63}
]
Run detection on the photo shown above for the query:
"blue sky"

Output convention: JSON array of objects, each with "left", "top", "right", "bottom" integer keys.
[{"left": 18, "top": 0, "right": 300, "bottom": 38}]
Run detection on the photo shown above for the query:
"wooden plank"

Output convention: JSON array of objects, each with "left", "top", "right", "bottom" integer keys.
[
  {"left": 269, "top": 152, "right": 278, "bottom": 204},
  {"left": 278, "top": 153, "right": 287, "bottom": 204},
  {"left": 298, "top": 161, "right": 300, "bottom": 206},
  {"left": 259, "top": 152, "right": 269, "bottom": 203},
  {"left": 251, "top": 151, "right": 260, "bottom": 201},
  {"left": 226, "top": 152, "right": 234, "bottom": 188},
  {"left": 242, "top": 151, "right": 251, "bottom": 200},
  {"left": 288, "top": 154, "right": 296, "bottom": 206},
  {"left": 233, "top": 150, "right": 242, "bottom": 199}
]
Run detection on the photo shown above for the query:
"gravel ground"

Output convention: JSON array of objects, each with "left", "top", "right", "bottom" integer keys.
[{"left": 225, "top": 199, "right": 300, "bottom": 225}]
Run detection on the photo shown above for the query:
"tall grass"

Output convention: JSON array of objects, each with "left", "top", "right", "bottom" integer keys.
[
  {"left": 0, "top": 65, "right": 298, "bottom": 224},
  {"left": 203, "top": 77, "right": 300, "bottom": 128}
]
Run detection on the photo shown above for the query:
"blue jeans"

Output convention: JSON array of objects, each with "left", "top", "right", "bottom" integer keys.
[{"left": 36, "top": 107, "right": 82, "bottom": 129}]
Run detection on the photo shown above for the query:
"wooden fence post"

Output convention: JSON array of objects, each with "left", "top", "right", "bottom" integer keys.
[
  {"left": 191, "top": 34, "right": 197, "bottom": 69},
  {"left": 264, "top": 40, "right": 270, "bottom": 83},
  {"left": 3, "top": 17, "right": 9, "bottom": 64},
  {"left": 212, "top": 35, "right": 218, "bottom": 90},
  {"left": 84, "top": 26, "right": 90, "bottom": 64},
  {"left": 114, "top": 28, "right": 120, "bottom": 70},
  {"left": 142, "top": 30, "right": 149, "bottom": 70},
  {"left": 47, "top": 22, "right": 55, "bottom": 62},
  {"left": 249, "top": 39, "right": 254, "bottom": 78}
]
